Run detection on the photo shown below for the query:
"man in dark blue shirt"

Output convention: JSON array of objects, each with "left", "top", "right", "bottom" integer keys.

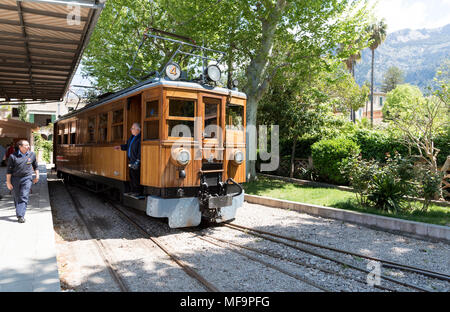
[
  {"left": 115, "top": 122, "right": 142, "bottom": 196},
  {"left": 6, "top": 140, "right": 39, "bottom": 223}
]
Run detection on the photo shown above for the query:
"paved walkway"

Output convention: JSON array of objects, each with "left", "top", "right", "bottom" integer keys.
[{"left": 0, "top": 164, "right": 60, "bottom": 292}]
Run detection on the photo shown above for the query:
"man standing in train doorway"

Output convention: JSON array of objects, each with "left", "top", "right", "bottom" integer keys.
[
  {"left": 6, "top": 140, "right": 39, "bottom": 223},
  {"left": 115, "top": 122, "right": 142, "bottom": 197}
]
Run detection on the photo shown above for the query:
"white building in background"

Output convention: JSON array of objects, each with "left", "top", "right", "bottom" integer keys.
[{"left": 356, "top": 91, "right": 386, "bottom": 123}]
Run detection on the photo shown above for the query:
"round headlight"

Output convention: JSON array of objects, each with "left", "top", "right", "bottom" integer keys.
[
  {"left": 177, "top": 150, "right": 191, "bottom": 166},
  {"left": 232, "top": 150, "right": 244, "bottom": 166},
  {"left": 171, "top": 148, "right": 191, "bottom": 167},
  {"left": 206, "top": 65, "right": 221, "bottom": 82}
]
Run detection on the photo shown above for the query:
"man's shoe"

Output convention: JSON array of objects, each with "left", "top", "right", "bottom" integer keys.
[{"left": 18, "top": 217, "right": 25, "bottom": 223}]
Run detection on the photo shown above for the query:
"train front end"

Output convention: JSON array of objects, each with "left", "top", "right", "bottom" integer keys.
[{"left": 140, "top": 81, "right": 247, "bottom": 228}]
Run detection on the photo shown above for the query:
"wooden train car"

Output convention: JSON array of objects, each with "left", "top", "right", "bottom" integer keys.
[{"left": 54, "top": 78, "right": 246, "bottom": 228}]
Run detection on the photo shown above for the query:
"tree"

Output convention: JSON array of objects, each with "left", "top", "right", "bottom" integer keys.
[
  {"left": 382, "top": 84, "right": 423, "bottom": 119},
  {"left": 83, "top": 0, "right": 372, "bottom": 180},
  {"left": 367, "top": 19, "right": 387, "bottom": 127},
  {"left": 381, "top": 66, "right": 404, "bottom": 93},
  {"left": 324, "top": 66, "right": 370, "bottom": 117},
  {"left": 383, "top": 83, "right": 450, "bottom": 198},
  {"left": 258, "top": 69, "right": 331, "bottom": 178},
  {"left": 340, "top": 39, "right": 365, "bottom": 122},
  {"left": 18, "top": 102, "right": 28, "bottom": 122}
]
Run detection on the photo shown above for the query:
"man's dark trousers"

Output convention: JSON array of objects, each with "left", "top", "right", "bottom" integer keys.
[
  {"left": 11, "top": 175, "right": 33, "bottom": 218},
  {"left": 129, "top": 168, "right": 142, "bottom": 194}
]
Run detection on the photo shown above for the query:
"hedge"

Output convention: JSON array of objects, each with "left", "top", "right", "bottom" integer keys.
[{"left": 311, "top": 136, "right": 360, "bottom": 185}]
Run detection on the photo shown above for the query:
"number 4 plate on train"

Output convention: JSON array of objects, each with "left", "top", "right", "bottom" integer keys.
[{"left": 208, "top": 195, "right": 233, "bottom": 208}]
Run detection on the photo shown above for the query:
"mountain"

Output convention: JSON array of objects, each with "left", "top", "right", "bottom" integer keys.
[{"left": 355, "top": 24, "right": 450, "bottom": 92}]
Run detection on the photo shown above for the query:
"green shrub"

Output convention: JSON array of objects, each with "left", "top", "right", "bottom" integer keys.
[
  {"left": 413, "top": 165, "right": 444, "bottom": 211},
  {"left": 347, "top": 128, "right": 410, "bottom": 162},
  {"left": 435, "top": 126, "right": 450, "bottom": 166},
  {"left": 345, "top": 153, "right": 413, "bottom": 212},
  {"left": 33, "top": 133, "right": 53, "bottom": 163},
  {"left": 311, "top": 137, "right": 360, "bottom": 185},
  {"left": 342, "top": 156, "right": 378, "bottom": 206}
]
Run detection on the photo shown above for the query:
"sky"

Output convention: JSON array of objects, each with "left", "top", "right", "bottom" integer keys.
[{"left": 369, "top": 0, "right": 450, "bottom": 33}]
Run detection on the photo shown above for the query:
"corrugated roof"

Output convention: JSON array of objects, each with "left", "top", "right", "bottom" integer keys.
[{"left": 0, "top": 0, "right": 104, "bottom": 101}]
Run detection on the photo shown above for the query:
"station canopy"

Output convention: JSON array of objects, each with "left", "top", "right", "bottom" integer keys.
[{"left": 0, "top": 0, "right": 104, "bottom": 102}]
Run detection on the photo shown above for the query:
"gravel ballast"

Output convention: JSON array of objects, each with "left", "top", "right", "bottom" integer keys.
[{"left": 49, "top": 178, "right": 449, "bottom": 292}]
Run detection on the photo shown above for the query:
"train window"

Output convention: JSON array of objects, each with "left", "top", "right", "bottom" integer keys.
[
  {"left": 70, "top": 121, "right": 76, "bottom": 144},
  {"left": 169, "top": 99, "right": 195, "bottom": 117},
  {"left": 113, "top": 109, "right": 123, "bottom": 124},
  {"left": 57, "top": 124, "right": 63, "bottom": 144},
  {"left": 88, "top": 116, "right": 96, "bottom": 143},
  {"left": 226, "top": 104, "right": 244, "bottom": 131},
  {"left": 144, "top": 120, "right": 159, "bottom": 140},
  {"left": 112, "top": 109, "right": 123, "bottom": 142},
  {"left": 168, "top": 120, "right": 194, "bottom": 138},
  {"left": 204, "top": 98, "right": 220, "bottom": 138},
  {"left": 98, "top": 113, "right": 108, "bottom": 142},
  {"left": 62, "top": 123, "right": 68, "bottom": 144},
  {"left": 146, "top": 100, "right": 158, "bottom": 118}
]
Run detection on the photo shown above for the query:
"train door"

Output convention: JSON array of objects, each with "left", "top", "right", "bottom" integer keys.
[{"left": 126, "top": 94, "right": 142, "bottom": 181}]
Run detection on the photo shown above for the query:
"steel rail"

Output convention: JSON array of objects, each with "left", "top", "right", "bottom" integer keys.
[
  {"left": 196, "top": 235, "right": 332, "bottom": 292},
  {"left": 63, "top": 183, "right": 130, "bottom": 292},
  {"left": 199, "top": 233, "right": 396, "bottom": 292},
  {"left": 106, "top": 202, "right": 220, "bottom": 292},
  {"left": 225, "top": 223, "right": 450, "bottom": 283},
  {"left": 223, "top": 224, "right": 431, "bottom": 292}
]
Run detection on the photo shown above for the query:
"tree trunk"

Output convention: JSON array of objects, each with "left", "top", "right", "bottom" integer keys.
[
  {"left": 290, "top": 136, "right": 297, "bottom": 178},
  {"left": 244, "top": 0, "right": 287, "bottom": 181},
  {"left": 246, "top": 95, "right": 258, "bottom": 181},
  {"left": 370, "top": 48, "right": 375, "bottom": 127}
]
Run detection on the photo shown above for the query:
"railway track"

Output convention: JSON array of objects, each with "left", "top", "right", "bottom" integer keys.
[
  {"left": 106, "top": 200, "right": 329, "bottom": 292},
  {"left": 64, "top": 183, "right": 130, "bottom": 292},
  {"left": 220, "top": 223, "right": 450, "bottom": 292},
  {"left": 63, "top": 182, "right": 219, "bottom": 292},
  {"left": 195, "top": 231, "right": 396, "bottom": 292},
  {"left": 226, "top": 223, "right": 450, "bottom": 282},
  {"left": 101, "top": 201, "right": 399, "bottom": 292},
  {"left": 105, "top": 200, "right": 219, "bottom": 292},
  {"left": 62, "top": 180, "right": 448, "bottom": 292}
]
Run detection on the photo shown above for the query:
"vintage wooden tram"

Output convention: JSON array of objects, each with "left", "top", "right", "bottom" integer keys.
[{"left": 53, "top": 77, "right": 247, "bottom": 228}]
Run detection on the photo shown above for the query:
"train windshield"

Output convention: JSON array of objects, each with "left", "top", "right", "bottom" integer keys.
[{"left": 226, "top": 104, "right": 244, "bottom": 131}]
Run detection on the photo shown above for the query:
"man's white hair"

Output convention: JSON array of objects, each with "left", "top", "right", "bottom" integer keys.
[{"left": 132, "top": 122, "right": 141, "bottom": 130}]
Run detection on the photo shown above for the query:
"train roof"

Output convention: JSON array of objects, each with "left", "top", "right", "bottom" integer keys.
[{"left": 56, "top": 78, "right": 247, "bottom": 122}]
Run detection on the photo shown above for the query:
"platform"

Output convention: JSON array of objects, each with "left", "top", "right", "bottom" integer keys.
[{"left": 0, "top": 164, "right": 60, "bottom": 292}]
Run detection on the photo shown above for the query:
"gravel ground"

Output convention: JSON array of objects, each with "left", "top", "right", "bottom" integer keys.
[
  {"left": 217, "top": 202, "right": 450, "bottom": 292},
  {"left": 49, "top": 177, "right": 449, "bottom": 292},
  {"left": 50, "top": 179, "right": 205, "bottom": 292}
]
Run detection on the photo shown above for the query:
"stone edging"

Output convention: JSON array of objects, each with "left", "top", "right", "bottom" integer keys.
[
  {"left": 245, "top": 194, "right": 450, "bottom": 243},
  {"left": 258, "top": 173, "right": 450, "bottom": 207}
]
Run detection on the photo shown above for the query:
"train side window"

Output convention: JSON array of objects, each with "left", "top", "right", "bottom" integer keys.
[
  {"left": 167, "top": 98, "right": 195, "bottom": 138},
  {"left": 70, "top": 121, "right": 76, "bottom": 144},
  {"left": 169, "top": 99, "right": 195, "bottom": 117},
  {"left": 144, "top": 120, "right": 159, "bottom": 140},
  {"left": 63, "top": 123, "right": 69, "bottom": 144},
  {"left": 88, "top": 116, "right": 96, "bottom": 143},
  {"left": 146, "top": 100, "right": 159, "bottom": 118},
  {"left": 57, "top": 124, "right": 63, "bottom": 144},
  {"left": 112, "top": 109, "right": 124, "bottom": 142},
  {"left": 98, "top": 113, "right": 108, "bottom": 142},
  {"left": 226, "top": 104, "right": 244, "bottom": 131},
  {"left": 144, "top": 99, "right": 159, "bottom": 140}
]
